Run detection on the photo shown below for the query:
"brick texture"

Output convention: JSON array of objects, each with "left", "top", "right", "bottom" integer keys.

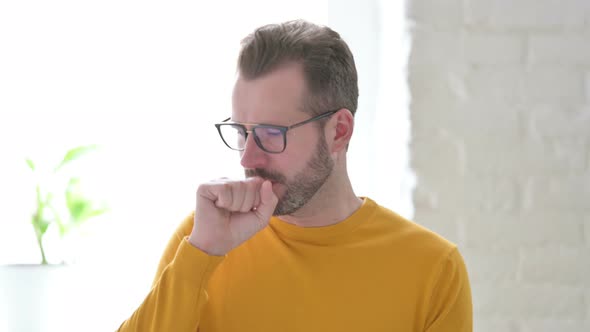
[
  {"left": 519, "top": 246, "right": 590, "bottom": 285},
  {"left": 529, "top": 34, "right": 590, "bottom": 65},
  {"left": 464, "top": 0, "right": 589, "bottom": 30},
  {"left": 407, "top": 0, "right": 590, "bottom": 329}
]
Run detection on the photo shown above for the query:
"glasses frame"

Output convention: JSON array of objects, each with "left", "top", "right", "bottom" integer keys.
[{"left": 215, "top": 109, "right": 339, "bottom": 154}]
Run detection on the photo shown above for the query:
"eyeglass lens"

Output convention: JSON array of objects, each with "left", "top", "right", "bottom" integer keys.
[{"left": 219, "top": 124, "right": 285, "bottom": 153}]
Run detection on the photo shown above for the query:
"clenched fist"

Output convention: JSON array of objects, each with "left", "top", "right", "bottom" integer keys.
[{"left": 188, "top": 177, "right": 279, "bottom": 256}]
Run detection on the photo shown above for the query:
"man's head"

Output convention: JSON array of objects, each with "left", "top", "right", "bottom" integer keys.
[
  {"left": 238, "top": 20, "right": 358, "bottom": 117},
  {"left": 229, "top": 20, "right": 358, "bottom": 216}
]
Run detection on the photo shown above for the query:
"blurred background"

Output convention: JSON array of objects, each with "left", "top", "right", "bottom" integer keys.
[{"left": 0, "top": 0, "right": 588, "bottom": 331}]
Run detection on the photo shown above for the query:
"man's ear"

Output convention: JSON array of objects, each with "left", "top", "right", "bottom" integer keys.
[{"left": 327, "top": 108, "right": 354, "bottom": 153}]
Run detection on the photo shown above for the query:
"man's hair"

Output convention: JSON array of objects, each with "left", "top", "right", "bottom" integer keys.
[{"left": 237, "top": 20, "right": 359, "bottom": 117}]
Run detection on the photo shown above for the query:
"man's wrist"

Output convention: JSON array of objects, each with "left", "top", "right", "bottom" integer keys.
[{"left": 188, "top": 234, "right": 226, "bottom": 256}]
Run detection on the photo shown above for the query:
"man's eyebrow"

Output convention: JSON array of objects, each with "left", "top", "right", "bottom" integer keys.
[{"left": 228, "top": 118, "right": 288, "bottom": 127}]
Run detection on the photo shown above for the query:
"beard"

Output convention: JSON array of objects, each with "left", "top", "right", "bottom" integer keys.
[{"left": 245, "top": 136, "right": 334, "bottom": 216}]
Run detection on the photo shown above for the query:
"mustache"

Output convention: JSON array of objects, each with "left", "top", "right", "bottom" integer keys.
[{"left": 245, "top": 168, "right": 286, "bottom": 183}]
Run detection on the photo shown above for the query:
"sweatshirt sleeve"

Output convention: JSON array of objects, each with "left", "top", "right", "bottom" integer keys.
[
  {"left": 117, "top": 213, "right": 225, "bottom": 332},
  {"left": 424, "top": 247, "right": 473, "bottom": 332}
]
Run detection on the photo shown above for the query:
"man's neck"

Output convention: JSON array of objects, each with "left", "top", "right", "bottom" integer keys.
[{"left": 277, "top": 173, "right": 363, "bottom": 228}]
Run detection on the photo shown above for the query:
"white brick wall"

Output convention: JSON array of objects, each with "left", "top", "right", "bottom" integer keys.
[
  {"left": 407, "top": 0, "right": 590, "bottom": 329},
  {"left": 464, "top": 0, "right": 589, "bottom": 30},
  {"left": 529, "top": 34, "right": 590, "bottom": 65},
  {"left": 464, "top": 33, "right": 524, "bottom": 65}
]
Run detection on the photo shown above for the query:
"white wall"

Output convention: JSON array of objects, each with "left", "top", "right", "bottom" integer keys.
[
  {"left": 0, "top": 1, "right": 331, "bottom": 330},
  {"left": 407, "top": 0, "right": 590, "bottom": 330},
  {"left": 330, "top": 0, "right": 414, "bottom": 218}
]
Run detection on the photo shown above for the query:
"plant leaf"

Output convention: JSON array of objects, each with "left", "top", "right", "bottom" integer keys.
[
  {"left": 38, "top": 218, "right": 51, "bottom": 236},
  {"left": 66, "top": 178, "right": 84, "bottom": 216},
  {"left": 32, "top": 208, "right": 52, "bottom": 238},
  {"left": 25, "top": 158, "right": 36, "bottom": 171},
  {"left": 78, "top": 206, "right": 108, "bottom": 223},
  {"left": 47, "top": 205, "right": 67, "bottom": 237},
  {"left": 54, "top": 145, "right": 98, "bottom": 172},
  {"left": 68, "top": 200, "right": 90, "bottom": 222},
  {"left": 65, "top": 177, "right": 107, "bottom": 224}
]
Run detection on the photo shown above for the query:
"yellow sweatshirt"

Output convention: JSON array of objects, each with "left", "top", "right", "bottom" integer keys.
[{"left": 119, "top": 198, "right": 472, "bottom": 331}]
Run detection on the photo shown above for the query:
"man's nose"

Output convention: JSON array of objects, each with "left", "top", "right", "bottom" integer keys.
[{"left": 240, "top": 134, "right": 268, "bottom": 169}]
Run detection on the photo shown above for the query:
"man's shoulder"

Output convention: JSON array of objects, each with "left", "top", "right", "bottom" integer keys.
[{"left": 365, "top": 197, "right": 457, "bottom": 258}]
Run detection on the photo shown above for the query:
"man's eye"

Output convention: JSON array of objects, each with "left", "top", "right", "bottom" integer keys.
[
  {"left": 265, "top": 129, "right": 282, "bottom": 136},
  {"left": 234, "top": 127, "right": 246, "bottom": 137},
  {"left": 257, "top": 127, "right": 282, "bottom": 137}
]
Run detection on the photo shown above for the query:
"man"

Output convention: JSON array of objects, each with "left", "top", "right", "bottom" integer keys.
[{"left": 119, "top": 20, "right": 472, "bottom": 331}]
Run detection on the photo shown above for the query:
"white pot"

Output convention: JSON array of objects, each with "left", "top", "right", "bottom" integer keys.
[
  {"left": 0, "top": 264, "right": 80, "bottom": 332},
  {"left": 0, "top": 263, "right": 150, "bottom": 332}
]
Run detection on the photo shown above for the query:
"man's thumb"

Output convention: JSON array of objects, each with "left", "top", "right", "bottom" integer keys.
[{"left": 256, "top": 180, "right": 278, "bottom": 217}]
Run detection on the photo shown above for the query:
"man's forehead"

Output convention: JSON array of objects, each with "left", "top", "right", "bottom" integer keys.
[{"left": 232, "top": 65, "right": 308, "bottom": 123}]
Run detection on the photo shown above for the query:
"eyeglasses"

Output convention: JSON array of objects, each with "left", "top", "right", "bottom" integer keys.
[{"left": 215, "top": 110, "right": 339, "bottom": 154}]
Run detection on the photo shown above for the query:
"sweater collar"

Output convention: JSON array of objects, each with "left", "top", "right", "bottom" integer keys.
[{"left": 268, "top": 197, "right": 377, "bottom": 244}]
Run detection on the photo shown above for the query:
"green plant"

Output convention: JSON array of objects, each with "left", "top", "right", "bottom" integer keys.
[{"left": 26, "top": 145, "right": 108, "bottom": 264}]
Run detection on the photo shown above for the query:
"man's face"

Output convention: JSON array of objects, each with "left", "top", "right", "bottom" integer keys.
[{"left": 232, "top": 63, "right": 334, "bottom": 215}]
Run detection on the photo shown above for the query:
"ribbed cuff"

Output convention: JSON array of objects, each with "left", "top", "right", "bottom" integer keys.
[{"left": 171, "top": 237, "right": 226, "bottom": 283}]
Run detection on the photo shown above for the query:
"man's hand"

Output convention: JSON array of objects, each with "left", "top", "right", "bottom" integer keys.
[{"left": 188, "top": 177, "right": 278, "bottom": 256}]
